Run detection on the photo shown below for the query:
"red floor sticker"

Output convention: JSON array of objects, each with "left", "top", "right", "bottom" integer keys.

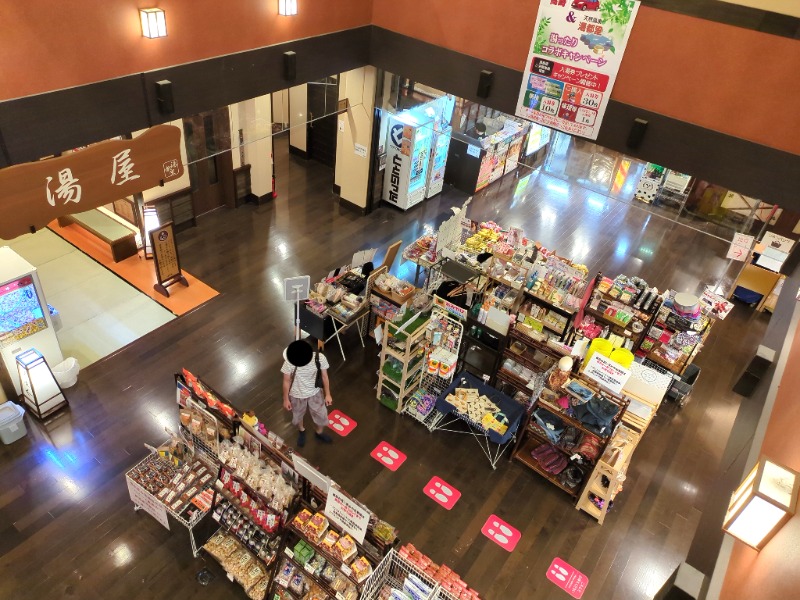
[
  {"left": 546, "top": 557, "right": 589, "bottom": 599},
  {"left": 370, "top": 441, "right": 407, "bottom": 471},
  {"left": 481, "top": 515, "right": 521, "bottom": 552},
  {"left": 423, "top": 476, "right": 461, "bottom": 509},
  {"left": 328, "top": 410, "right": 357, "bottom": 436}
]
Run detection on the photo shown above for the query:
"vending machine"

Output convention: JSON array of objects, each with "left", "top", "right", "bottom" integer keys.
[
  {"left": 383, "top": 113, "right": 434, "bottom": 210},
  {"left": 426, "top": 126, "right": 452, "bottom": 199},
  {"left": 0, "top": 247, "right": 63, "bottom": 395}
]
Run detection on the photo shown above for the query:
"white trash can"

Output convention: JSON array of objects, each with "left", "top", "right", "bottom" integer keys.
[
  {"left": 52, "top": 357, "right": 80, "bottom": 388},
  {"left": 0, "top": 402, "right": 27, "bottom": 444}
]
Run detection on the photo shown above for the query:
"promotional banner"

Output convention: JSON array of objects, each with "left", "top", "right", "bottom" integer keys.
[{"left": 516, "top": 0, "right": 641, "bottom": 140}]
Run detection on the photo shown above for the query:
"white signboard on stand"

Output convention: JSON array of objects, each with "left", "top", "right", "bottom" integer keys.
[
  {"left": 583, "top": 353, "right": 631, "bottom": 396},
  {"left": 292, "top": 455, "right": 331, "bottom": 494},
  {"left": 324, "top": 486, "right": 370, "bottom": 544},
  {"left": 127, "top": 476, "right": 170, "bottom": 530},
  {"left": 762, "top": 232, "right": 794, "bottom": 253}
]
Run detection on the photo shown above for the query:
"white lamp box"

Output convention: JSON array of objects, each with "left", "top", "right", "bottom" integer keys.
[{"left": 0, "top": 247, "right": 63, "bottom": 396}]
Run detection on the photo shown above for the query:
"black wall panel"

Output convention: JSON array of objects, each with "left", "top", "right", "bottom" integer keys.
[
  {"left": 0, "top": 77, "right": 148, "bottom": 166},
  {"left": 1, "top": 24, "right": 798, "bottom": 210},
  {"left": 369, "top": 27, "right": 800, "bottom": 210},
  {"left": 141, "top": 26, "right": 371, "bottom": 126}
]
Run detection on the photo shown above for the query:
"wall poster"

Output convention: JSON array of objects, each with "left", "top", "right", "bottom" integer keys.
[{"left": 516, "top": 0, "right": 641, "bottom": 140}]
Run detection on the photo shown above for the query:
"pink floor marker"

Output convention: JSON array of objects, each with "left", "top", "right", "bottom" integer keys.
[
  {"left": 423, "top": 476, "right": 461, "bottom": 510},
  {"left": 327, "top": 410, "right": 357, "bottom": 436},
  {"left": 481, "top": 514, "right": 521, "bottom": 552},
  {"left": 370, "top": 441, "right": 407, "bottom": 471},
  {"left": 546, "top": 557, "right": 589, "bottom": 599}
]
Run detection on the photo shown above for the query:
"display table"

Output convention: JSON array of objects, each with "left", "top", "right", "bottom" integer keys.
[
  {"left": 299, "top": 302, "right": 369, "bottom": 361},
  {"left": 432, "top": 371, "right": 525, "bottom": 469}
]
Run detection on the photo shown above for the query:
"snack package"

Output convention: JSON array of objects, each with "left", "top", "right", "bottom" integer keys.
[
  {"left": 292, "top": 509, "right": 313, "bottom": 529},
  {"left": 334, "top": 534, "right": 357, "bottom": 562},
  {"left": 350, "top": 556, "right": 373, "bottom": 583},
  {"left": 320, "top": 529, "right": 340, "bottom": 551},
  {"left": 274, "top": 560, "right": 294, "bottom": 588}
]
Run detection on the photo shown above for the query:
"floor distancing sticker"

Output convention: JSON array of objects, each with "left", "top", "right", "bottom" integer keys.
[
  {"left": 328, "top": 410, "right": 357, "bottom": 436},
  {"left": 370, "top": 441, "right": 407, "bottom": 471},
  {"left": 423, "top": 476, "right": 461, "bottom": 509},
  {"left": 481, "top": 514, "right": 521, "bottom": 552}
]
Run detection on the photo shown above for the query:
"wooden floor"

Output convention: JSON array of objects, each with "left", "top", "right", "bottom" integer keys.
[{"left": 0, "top": 137, "right": 770, "bottom": 600}]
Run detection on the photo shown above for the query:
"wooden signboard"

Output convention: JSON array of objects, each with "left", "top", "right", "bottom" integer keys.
[
  {"left": 0, "top": 125, "right": 184, "bottom": 239},
  {"left": 150, "top": 221, "right": 188, "bottom": 297}
]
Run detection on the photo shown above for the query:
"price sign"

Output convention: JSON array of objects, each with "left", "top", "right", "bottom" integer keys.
[
  {"left": 340, "top": 564, "right": 352, "bottom": 576},
  {"left": 576, "top": 108, "right": 597, "bottom": 126},
  {"left": 583, "top": 353, "right": 631, "bottom": 395},
  {"left": 284, "top": 548, "right": 294, "bottom": 559},
  {"left": 540, "top": 97, "right": 559, "bottom": 115},
  {"left": 580, "top": 90, "right": 602, "bottom": 109}
]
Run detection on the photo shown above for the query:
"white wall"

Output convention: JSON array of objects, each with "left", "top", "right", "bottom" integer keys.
[
  {"left": 238, "top": 95, "right": 274, "bottom": 198},
  {"left": 272, "top": 89, "right": 289, "bottom": 126},
  {"left": 334, "top": 66, "right": 377, "bottom": 209},
  {"left": 134, "top": 120, "right": 191, "bottom": 202},
  {"left": 288, "top": 84, "right": 307, "bottom": 153}
]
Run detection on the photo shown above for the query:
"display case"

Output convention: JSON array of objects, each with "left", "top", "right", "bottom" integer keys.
[{"left": 426, "top": 127, "right": 452, "bottom": 199}]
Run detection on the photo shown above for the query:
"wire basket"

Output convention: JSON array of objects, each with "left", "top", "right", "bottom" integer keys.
[{"left": 361, "top": 549, "right": 439, "bottom": 600}]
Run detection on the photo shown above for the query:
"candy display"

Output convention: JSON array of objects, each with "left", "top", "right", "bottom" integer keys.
[{"left": 397, "top": 544, "right": 480, "bottom": 600}]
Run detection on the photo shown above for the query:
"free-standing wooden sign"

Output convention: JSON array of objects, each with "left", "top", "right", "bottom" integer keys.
[
  {"left": 0, "top": 125, "right": 184, "bottom": 239},
  {"left": 150, "top": 221, "right": 188, "bottom": 297}
]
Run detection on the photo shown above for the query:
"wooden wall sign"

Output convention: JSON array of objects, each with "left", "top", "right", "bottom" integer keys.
[
  {"left": 150, "top": 221, "right": 188, "bottom": 297},
  {"left": 0, "top": 125, "right": 184, "bottom": 239}
]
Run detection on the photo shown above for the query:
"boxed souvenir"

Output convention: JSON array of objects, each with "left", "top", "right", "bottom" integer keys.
[{"left": 350, "top": 556, "right": 373, "bottom": 583}]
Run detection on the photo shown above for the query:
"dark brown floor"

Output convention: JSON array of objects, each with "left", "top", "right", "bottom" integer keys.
[{"left": 0, "top": 135, "right": 769, "bottom": 600}]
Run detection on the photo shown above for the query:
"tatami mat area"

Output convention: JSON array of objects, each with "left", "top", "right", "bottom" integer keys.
[{"left": 1, "top": 229, "right": 175, "bottom": 367}]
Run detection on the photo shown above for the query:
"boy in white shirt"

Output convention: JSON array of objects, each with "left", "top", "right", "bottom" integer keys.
[{"left": 281, "top": 340, "right": 333, "bottom": 447}]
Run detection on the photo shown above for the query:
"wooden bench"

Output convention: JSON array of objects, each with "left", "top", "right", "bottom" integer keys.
[{"left": 57, "top": 209, "right": 138, "bottom": 262}]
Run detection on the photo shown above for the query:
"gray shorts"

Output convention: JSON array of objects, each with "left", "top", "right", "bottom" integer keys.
[{"left": 290, "top": 390, "right": 328, "bottom": 429}]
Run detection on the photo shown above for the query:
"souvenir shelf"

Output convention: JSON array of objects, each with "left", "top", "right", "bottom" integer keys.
[
  {"left": 495, "top": 326, "right": 563, "bottom": 405},
  {"left": 518, "top": 256, "right": 587, "bottom": 343},
  {"left": 377, "top": 314, "right": 430, "bottom": 412},
  {"left": 641, "top": 294, "right": 713, "bottom": 375},
  {"left": 270, "top": 503, "right": 378, "bottom": 600},
  {"left": 575, "top": 424, "right": 641, "bottom": 525},
  {"left": 512, "top": 375, "right": 629, "bottom": 500},
  {"left": 582, "top": 273, "right": 663, "bottom": 351}
]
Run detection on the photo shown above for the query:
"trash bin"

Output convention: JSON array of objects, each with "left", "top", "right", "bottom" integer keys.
[
  {"left": 0, "top": 402, "right": 26, "bottom": 444},
  {"left": 52, "top": 357, "right": 80, "bottom": 388}
]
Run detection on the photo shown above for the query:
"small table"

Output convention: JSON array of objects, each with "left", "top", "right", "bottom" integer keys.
[
  {"left": 299, "top": 303, "right": 369, "bottom": 362},
  {"left": 431, "top": 371, "right": 526, "bottom": 469}
]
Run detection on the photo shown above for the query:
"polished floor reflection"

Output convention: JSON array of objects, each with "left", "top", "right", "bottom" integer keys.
[{"left": 0, "top": 136, "right": 769, "bottom": 600}]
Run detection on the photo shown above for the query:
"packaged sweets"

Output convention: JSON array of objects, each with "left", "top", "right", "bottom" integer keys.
[{"left": 350, "top": 556, "right": 373, "bottom": 583}]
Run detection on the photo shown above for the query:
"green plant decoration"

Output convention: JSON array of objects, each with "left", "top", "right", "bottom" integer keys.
[
  {"left": 533, "top": 17, "right": 551, "bottom": 54},
  {"left": 599, "top": 0, "right": 636, "bottom": 51}
]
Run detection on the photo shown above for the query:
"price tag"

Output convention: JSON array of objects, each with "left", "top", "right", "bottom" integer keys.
[
  {"left": 340, "top": 564, "right": 352, "bottom": 576},
  {"left": 226, "top": 572, "right": 234, "bottom": 582},
  {"left": 336, "top": 593, "right": 346, "bottom": 600},
  {"left": 215, "top": 480, "right": 223, "bottom": 490},
  {"left": 212, "top": 512, "right": 221, "bottom": 522},
  {"left": 284, "top": 548, "right": 294, "bottom": 559},
  {"left": 304, "top": 563, "right": 314, "bottom": 574}
]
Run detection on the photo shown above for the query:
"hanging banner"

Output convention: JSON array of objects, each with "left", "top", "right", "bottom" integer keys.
[
  {"left": 0, "top": 125, "right": 184, "bottom": 239},
  {"left": 515, "top": 0, "right": 641, "bottom": 140}
]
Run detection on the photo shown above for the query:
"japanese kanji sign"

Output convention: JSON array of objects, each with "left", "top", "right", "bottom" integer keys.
[
  {"left": 515, "top": 0, "right": 641, "bottom": 140},
  {"left": 0, "top": 125, "right": 184, "bottom": 239}
]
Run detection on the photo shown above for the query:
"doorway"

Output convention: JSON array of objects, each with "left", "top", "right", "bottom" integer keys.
[
  {"left": 183, "top": 107, "right": 235, "bottom": 216},
  {"left": 306, "top": 76, "right": 339, "bottom": 168}
]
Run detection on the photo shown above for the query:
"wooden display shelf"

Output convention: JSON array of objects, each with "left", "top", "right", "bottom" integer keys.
[
  {"left": 509, "top": 326, "right": 570, "bottom": 358},
  {"left": 512, "top": 437, "right": 583, "bottom": 498},
  {"left": 496, "top": 369, "right": 534, "bottom": 396},
  {"left": 524, "top": 288, "right": 576, "bottom": 317},
  {"left": 286, "top": 522, "right": 365, "bottom": 591},
  {"left": 503, "top": 346, "right": 557, "bottom": 374},
  {"left": 537, "top": 395, "right": 612, "bottom": 440}
]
